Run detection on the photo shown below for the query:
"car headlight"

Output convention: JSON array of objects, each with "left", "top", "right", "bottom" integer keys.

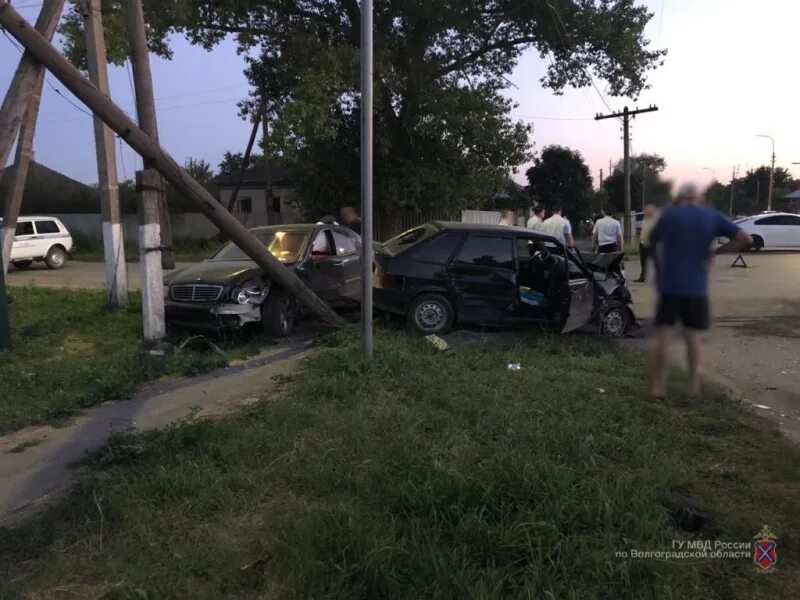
[{"left": 233, "top": 284, "right": 266, "bottom": 305}]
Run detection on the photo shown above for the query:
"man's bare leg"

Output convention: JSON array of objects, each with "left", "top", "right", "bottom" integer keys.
[
  {"left": 651, "top": 325, "right": 672, "bottom": 397},
  {"left": 684, "top": 328, "right": 703, "bottom": 396}
]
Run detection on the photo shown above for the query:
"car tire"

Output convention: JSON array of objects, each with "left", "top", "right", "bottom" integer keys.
[
  {"left": 11, "top": 260, "right": 33, "bottom": 270},
  {"left": 599, "top": 302, "right": 631, "bottom": 338},
  {"left": 45, "top": 246, "right": 67, "bottom": 270},
  {"left": 407, "top": 293, "right": 454, "bottom": 335},
  {"left": 261, "top": 289, "right": 296, "bottom": 337},
  {"left": 748, "top": 235, "right": 764, "bottom": 252}
]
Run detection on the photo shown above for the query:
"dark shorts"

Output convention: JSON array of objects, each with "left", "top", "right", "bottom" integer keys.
[
  {"left": 598, "top": 243, "right": 619, "bottom": 253},
  {"left": 655, "top": 294, "right": 710, "bottom": 330}
]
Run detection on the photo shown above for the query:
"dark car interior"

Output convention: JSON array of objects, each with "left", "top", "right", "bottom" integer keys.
[{"left": 515, "top": 238, "right": 566, "bottom": 313}]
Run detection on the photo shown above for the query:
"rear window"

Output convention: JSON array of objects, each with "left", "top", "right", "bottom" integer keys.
[
  {"left": 35, "top": 220, "right": 60, "bottom": 234},
  {"left": 380, "top": 224, "right": 438, "bottom": 257}
]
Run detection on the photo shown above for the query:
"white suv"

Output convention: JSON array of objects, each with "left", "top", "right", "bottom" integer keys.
[{"left": 0, "top": 216, "right": 74, "bottom": 269}]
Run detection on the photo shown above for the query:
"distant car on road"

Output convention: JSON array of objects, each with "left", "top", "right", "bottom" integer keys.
[
  {"left": 733, "top": 212, "right": 800, "bottom": 250},
  {"left": 373, "top": 222, "right": 636, "bottom": 337},
  {"left": 163, "top": 223, "right": 361, "bottom": 336},
  {"left": 0, "top": 216, "right": 73, "bottom": 270}
]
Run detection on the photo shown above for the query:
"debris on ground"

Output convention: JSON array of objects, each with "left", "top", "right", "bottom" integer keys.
[
  {"left": 596, "top": 388, "right": 606, "bottom": 394},
  {"left": 753, "top": 404, "right": 772, "bottom": 410},
  {"left": 507, "top": 363, "right": 521, "bottom": 371},
  {"left": 424, "top": 334, "right": 449, "bottom": 352}
]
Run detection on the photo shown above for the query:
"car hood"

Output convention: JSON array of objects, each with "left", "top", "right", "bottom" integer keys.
[{"left": 164, "top": 260, "right": 264, "bottom": 286}]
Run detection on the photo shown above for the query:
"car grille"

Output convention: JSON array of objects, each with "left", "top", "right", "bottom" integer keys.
[{"left": 170, "top": 284, "right": 223, "bottom": 303}]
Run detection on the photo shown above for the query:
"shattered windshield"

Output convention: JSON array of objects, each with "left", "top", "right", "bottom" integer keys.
[{"left": 209, "top": 230, "right": 310, "bottom": 262}]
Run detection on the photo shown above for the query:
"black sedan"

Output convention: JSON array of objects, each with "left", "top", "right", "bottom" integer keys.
[
  {"left": 372, "top": 222, "right": 635, "bottom": 337},
  {"left": 163, "top": 224, "right": 361, "bottom": 336}
]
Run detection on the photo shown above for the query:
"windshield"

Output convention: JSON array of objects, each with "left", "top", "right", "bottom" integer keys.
[
  {"left": 209, "top": 229, "right": 310, "bottom": 262},
  {"left": 380, "top": 223, "right": 438, "bottom": 257}
]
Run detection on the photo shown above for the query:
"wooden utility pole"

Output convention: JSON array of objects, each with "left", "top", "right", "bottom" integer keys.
[
  {"left": 729, "top": 166, "right": 738, "bottom": 217},
  {"left": 0, "top": 0, "right": 346, "bottom": 328},
  {"left": 595, "top": 105, "right": 659, "bottom": 243},
  {"left": 261, "top": 95, "right": 275, "bottom": 225},
  {"left": 83, "top": 0, "right": 128, "bottom": 307},
  {"left": 0, "top": 0, "right": 65, "bottom": 276},
  {"left": 226, "top": 114, "right": 262, "bottom": 213},
  {"left": 124, "top": 0, "right": 165, "bottom": 341}
]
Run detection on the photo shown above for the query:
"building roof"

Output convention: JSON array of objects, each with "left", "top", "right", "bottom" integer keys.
[
  {"left": 783, "top": 189, "right": 800, "bottom": 199},
  {"left": 216, "top": 161, "right": 292, "bottom": 188},
  {"left": 0, "top": 161, "right": 94, "bottom": 196}
]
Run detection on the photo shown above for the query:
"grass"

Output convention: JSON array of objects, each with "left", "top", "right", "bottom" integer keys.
[
  {"left": 70, "top": 235, "right": 221, "bottom": 263},
  {"left": 0, "top": 287, "right": 265, "bottom": 433},
  {"left": 1, "top": 329, "right": 798, "bottom": 598}
]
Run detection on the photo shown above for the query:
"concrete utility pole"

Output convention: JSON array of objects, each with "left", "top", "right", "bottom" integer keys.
[
  {"left": 226, "top": 114, "right": 262, "bottom": 213},
  {"left": 0, "top": 0, "right": 65, "bottom": 276},
  {"left": 0, "top": 0, "right": 346, "bottom": 328},
  {"left": 756, "top": 134, "right": 775, "bottom": 212},
  {"left": 360, "top": 0, "right": 374, "bottom": 358},
  {"left": 261, "top": 94, "right": 274, "bottom": 225},
  {"left": 124, "top": 0, "right": 166, "bottom": 341},
  {"left": 729, "top": 166, "right": 738, "bottom": 217},
  {"left": 84, "top": 0, "right": 128, "bottom": 307},
  {"left": 595, "top": 105, "right": 659, "bottom": 244}
]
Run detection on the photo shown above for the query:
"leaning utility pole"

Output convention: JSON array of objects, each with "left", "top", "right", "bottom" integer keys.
[
  {"left": 226, "top": 114, "right": 262, "bottom": 213},
  {"left": 84, "top": 0, "right": 128, "bottom": 307},
  {"left": 261, "top": 94, "right": 274, "bottom": 225},
  {"left": 595, "top": 105, "right": 659, "bottom": 243},
  {"left": 0, "top": 0, "right": 346, "bottom": 328},
  {"left": 0, "top": 0, "right": 65, "bottom": 276},
  {"left": 124, "top": 0, "right": 166, "bottom": 341}
]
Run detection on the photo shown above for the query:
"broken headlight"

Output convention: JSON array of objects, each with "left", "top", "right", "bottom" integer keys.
[{"left": 233, "top": 283, "right": 268, "bottom": 305}]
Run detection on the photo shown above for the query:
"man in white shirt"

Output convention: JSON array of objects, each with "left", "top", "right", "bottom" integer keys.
[
  {"left": 592, "top": 207, "right": 623, "bottom": 253},
  {"left": 540, "top": 206, "right": 574, "bottom": 245},
  {"left": 526, "top": 205, "right": 545, "bottom": 231}
]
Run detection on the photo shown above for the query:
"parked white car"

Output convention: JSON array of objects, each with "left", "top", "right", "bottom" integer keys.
[
  {"left": 733, "top": 212, "right": 800, "bottom": 250},
  {"left": 0, "top": 216, "right": 73, "bottom": 269}
]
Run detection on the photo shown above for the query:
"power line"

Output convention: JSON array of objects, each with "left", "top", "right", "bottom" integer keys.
[{"left": 513, "top": 113, "right": 593, "bottom": 122}]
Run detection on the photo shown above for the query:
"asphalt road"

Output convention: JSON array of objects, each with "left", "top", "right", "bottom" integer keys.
[{"left": 5, "top": 260, "right": 192, "bottom": 290}]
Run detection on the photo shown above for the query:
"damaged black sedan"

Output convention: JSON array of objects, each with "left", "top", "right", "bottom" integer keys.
[{"left": 163, "top": 224, "right": 361, "bottom": 336}]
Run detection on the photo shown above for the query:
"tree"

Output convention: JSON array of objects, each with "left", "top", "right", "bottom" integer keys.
[
  {"left": 602, "top": 153, "right": 671, "bottom": 213},
  {"left": 184, "top": 158, "right": 214, "bottom": 186},
  {"left": 217, "top": 150, "right": 264, "bottom": 179},
  {"left": 61, "top": 1, "right": 665, "bottom": 220},
  {"left": 526, "top": 146, "right": 593, "bottom": 221}
]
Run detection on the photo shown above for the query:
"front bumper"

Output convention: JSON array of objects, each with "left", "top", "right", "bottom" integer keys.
[{"left": 165, "top": 300, "right": 261, "bottom": 331}]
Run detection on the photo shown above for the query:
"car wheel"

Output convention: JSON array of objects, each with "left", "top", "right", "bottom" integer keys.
[
  {"left": 45, "top": 246, "right": 67, "bottom": 270},
  {"left": 599, "top": 302, "right": 631, "bottom": 338},
  {"left": 11, "top": 260, "right": 33, "bottom": 270},
  {"left": 261, "top": 289, "right": 296, "bottom": 337},
  {"left": 407, "top": 293, "right": 454, "bottom": 335},
  {"left": 748, "top": 235, "right": 764, "bottom": 252}
]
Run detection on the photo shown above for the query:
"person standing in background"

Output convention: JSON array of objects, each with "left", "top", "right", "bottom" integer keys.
[
  {"left": 339, "top": 206, "right": 362, "bottom": 235},
  {"left": 592, "top": 206, "right": 623, "bottom": 253},
  {"left": 526, "top": 205, "right": 545, "bottom": 231},
  {"left": 634, "top": 204, "right": 658, "bottom": 282},
  {"left": 541, "top": 206, "right": 575, "bottom": 246}
]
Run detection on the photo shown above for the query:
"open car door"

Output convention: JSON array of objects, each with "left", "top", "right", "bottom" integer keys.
[{"left": 560, "top": 247, "right": 594, "bottom": 333}]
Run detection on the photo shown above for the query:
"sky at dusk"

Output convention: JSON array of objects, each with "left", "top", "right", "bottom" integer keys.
[{"left": 2, "top": 0, "right": 799, "bottom": 192}]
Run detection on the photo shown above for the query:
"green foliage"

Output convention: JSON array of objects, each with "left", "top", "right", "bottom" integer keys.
[
  {"left": 184, "top": 157, "right": 215, "bottom": 186},
  {"left": 0, "top": 287, "right": 261, "bottom": 432},
  {"left": 218, "top": 150, "right": 264, "bottom": 179},
  {"left": 1, "top": 331, "right": 798, "bottom": 597},
  {"left": 59, "top": 0, "right": 665, "bottom": 220},
  {"left": 526, "top": 145, "right": 593, "bottom": 220},
  {"left": 702, "top": 166, "right": 800, "bottom": 216},
  {"left": 602, "top": 153, "right": 672, "bottom": 213}
]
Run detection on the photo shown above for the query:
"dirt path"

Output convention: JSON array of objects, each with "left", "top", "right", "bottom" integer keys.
[
  {"left": 626, "top": 251, "right": 800, "bottom": 442},
  {"left": 0, "top": 344, "right": 310, "bottom": 524},
  {"left": 5, "top": 261, "right": 193, "bottom": 290}
]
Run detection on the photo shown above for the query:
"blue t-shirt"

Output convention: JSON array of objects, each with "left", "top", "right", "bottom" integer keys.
[{"left": 650, "top": 204, "right": 740, "bottom": 297}]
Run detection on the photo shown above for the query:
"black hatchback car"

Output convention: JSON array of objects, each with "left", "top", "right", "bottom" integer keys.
[
  {"left": 373, "top": 222, "right": 634, "bottom": 337},
  {"left": 164, "top": 224, "right": 361, "bottom": 336}
]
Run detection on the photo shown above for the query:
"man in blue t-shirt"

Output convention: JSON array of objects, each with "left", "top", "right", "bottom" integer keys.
[{"left": 649, "top": 183, "right": 752, "bottom": 398}]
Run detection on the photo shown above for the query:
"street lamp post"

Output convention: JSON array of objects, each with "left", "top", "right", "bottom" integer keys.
[
  {"left": 360, "top": 0, "right": 374, "bottom": 358},
  {"left": 756, "top": 134, "right": 775, "bottom": 211},
  {"left": 702, "top": 166, "right": 717, "bottom": 181}
]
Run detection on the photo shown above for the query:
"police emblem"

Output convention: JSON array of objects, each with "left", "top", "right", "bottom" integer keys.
[{"left": 753, "top": 525, "right": 777, "bottom": 571}]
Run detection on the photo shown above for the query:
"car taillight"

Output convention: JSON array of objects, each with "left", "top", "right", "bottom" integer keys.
[{"left": 372, "top": 260, "right": 389, "bottom": 288}]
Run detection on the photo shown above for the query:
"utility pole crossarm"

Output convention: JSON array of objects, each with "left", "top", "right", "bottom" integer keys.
[{"left": 594, "top": 105, "right": 659, "bottom": 121}]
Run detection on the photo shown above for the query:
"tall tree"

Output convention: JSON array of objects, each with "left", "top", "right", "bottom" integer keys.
[
  {"left": 61, "top": 1, "right": 665, "bottom": 219},
  {"left": 526, "top": 145, "right": 593, "bottom": 221},
  {"left": 184, "top": 157, "right": 214, "bottom": 186},
  {"left": 603, "top": 153, "right": 671, "bottom": 212}
]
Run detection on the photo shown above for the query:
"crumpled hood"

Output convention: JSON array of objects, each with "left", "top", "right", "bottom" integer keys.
[{"left": 164, "top": 260, "right": 263, "bottom": 286}]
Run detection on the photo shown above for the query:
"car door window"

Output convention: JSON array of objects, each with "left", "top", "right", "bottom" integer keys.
[
  {"left": 15, "top": 222, "right": 33, "bottom": 236},
  {"left": 755, "top": 216, "right": 782, "bottom": 225},
  {"left": 410, "top": 232, "right": 463, "bottom": 265},
  {"left": 34, "top": 220, "right": 60, "bottom": 234},
  {"left": 311, "top": 230, "right": 333, "bottom": 258},
  {"left": 332, "top": 230, "right": 357, "bottom": 256},
  {"left": 453, "top": 235, "right": 513, "bottom": 270}
]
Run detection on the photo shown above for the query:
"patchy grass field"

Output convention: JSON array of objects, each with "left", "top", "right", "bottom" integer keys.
[
  {"left": 1, "top": 330, "right": 797, "bottom": 598},
  {"left": 0, "top": 287, "right": 263, "bottom": 433}
]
